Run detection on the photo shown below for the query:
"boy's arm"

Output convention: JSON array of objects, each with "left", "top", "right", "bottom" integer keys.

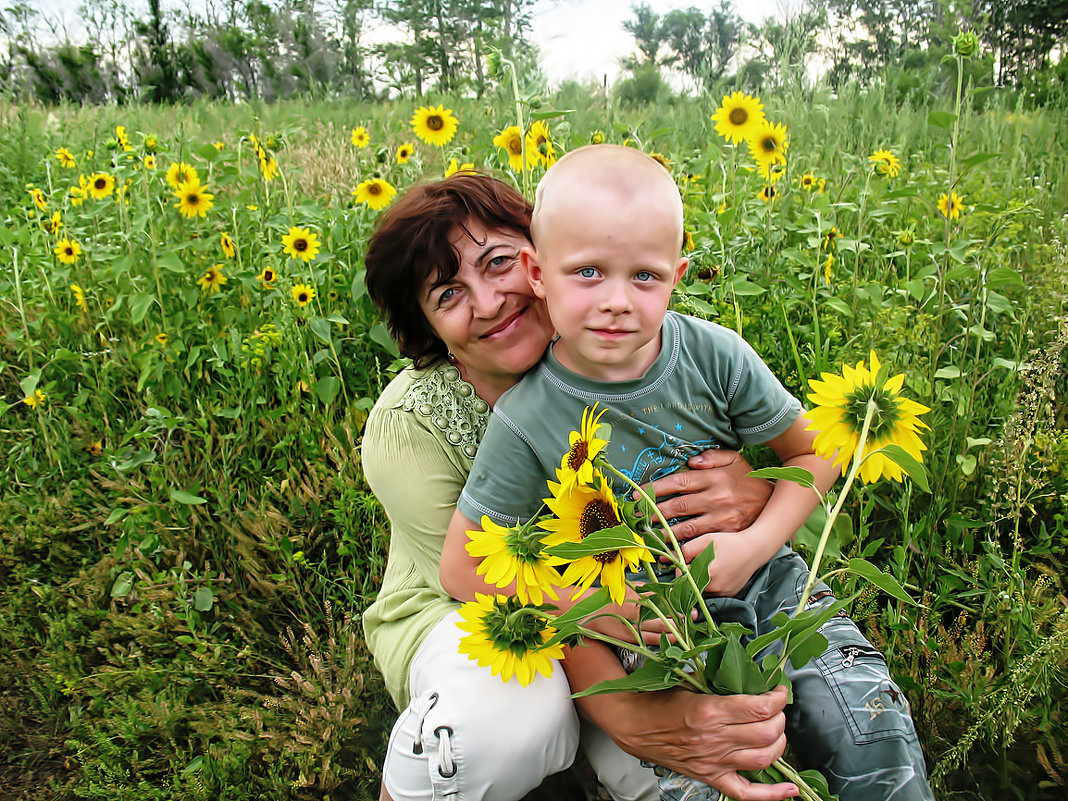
[{"left": 680, "top": 415, "right": 839, "bottom": 597}]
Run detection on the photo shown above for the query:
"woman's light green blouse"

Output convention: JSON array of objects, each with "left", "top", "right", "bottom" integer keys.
[{"left": 360, "top": 361, "right": 490, "bottom": 708}]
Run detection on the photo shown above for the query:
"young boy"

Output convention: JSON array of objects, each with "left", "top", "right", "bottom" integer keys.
[{"left": 441, "top": 145, "right": 933, "bottom": 801}]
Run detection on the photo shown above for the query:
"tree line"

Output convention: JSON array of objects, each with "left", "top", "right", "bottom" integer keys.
[{"left": 0, "top": 0, "right": 1065, "bottom": 105}]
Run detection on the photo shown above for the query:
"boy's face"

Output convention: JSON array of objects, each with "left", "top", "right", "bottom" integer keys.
[{"left": 523, "top": 189, "right": 687, "bottom": 382}]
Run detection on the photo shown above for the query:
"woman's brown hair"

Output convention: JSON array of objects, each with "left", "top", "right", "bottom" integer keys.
[{"left": 365, "top": 172, "right": 532, "bottom": 367}]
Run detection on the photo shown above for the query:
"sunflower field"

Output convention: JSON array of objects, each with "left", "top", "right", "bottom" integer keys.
[{"left": 1, "top": 48, "right": 1067, "bottom": 801}]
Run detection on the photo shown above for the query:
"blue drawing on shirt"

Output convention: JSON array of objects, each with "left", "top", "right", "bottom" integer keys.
[{"left": 619, "top": 428, "right": 719, "bottom": 485}]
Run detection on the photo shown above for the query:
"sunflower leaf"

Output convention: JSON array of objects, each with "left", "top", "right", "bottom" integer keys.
[
  {"left": 747, "top": 466, "right": 817, "bottom": 490},
  {"left": 879, "top": 444, "right": 931, "bottom": 492},
  {"left": 928, "top": 110, "right": 957, "bottom": 129},
  {"left": 569, "top": 655, "right": 679, "bottom": 697},
  {"left": 847, "top": 558, "right": 919, "bottom": 606},
  {"left": 546, "top": 524, "right": 642, "bottom": 559},
  {"left": 171, "top": 489, "right": 208, "bottom": 505}
]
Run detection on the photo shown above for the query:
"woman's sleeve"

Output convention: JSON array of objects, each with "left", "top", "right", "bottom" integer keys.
[{"left": 362, "top": 406, "right": 467, "bottom": 590}]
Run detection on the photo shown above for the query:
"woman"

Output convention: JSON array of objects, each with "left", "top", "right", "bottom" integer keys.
[{"left": 361, "top": 173, "right": 794, "bottom": 801}]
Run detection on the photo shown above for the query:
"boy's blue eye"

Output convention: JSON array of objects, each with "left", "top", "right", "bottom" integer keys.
[
  {"left": 578, "top": 267, "right": 598, "bottom": 278},
  {"left": 635, "top": 271, "right": 654, "bottom": 282}
]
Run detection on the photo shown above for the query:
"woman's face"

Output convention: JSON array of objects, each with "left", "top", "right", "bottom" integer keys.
[{"left": 418, "top": 219, "right": 554, "bottom": 402}]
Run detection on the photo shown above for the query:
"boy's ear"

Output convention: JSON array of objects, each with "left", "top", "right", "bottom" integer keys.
[
  {"left": 520, "top": 246, "right": 547, "bottom": 299},
  {"left": 672, "top": 257, "right": 689, "bottom": 286}
]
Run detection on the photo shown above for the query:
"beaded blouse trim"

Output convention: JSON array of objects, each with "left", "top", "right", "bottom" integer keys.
[{"left": 400, "top": 365, "right": 490, "bottom": 459}]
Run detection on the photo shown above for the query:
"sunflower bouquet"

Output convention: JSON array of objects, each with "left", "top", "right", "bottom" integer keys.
[{"left": 457, "top": 353, "right": 929, "bottom": 801}]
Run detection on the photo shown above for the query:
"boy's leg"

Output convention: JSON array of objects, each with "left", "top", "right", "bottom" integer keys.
[
  {"left": 382, "top": 610, "right": 580, "bottom": 801},
  {"left": 748, "top": 550, "right": 935, "bottom": 801}
]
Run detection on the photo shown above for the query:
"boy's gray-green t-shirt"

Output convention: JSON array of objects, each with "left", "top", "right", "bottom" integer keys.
[{"left": 457, "top": 311, "right": 802, "bottom": 526}]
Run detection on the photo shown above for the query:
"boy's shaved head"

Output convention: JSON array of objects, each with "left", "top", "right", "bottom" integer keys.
[{"left": 530, "top": 144, "right": 684, "bottom": 257}]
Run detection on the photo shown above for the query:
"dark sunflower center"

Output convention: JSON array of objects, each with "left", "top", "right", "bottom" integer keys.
[
  {"left": 427, "top": 115, "right": 444, "bottom": 131},
  {"left": 186, "top": 193, "right": 199, "bottom": 204},
  {"left": 729, "top": 107, "right": 748, "bottom": 125},
  {"left": 95, "top": 178, "right": 106, "bottom": 190},
  {"left": 580, "top": 499, "right": 619, "bottom": 538},
  {"left": 295, "top": 239, "right": 307, "bottom": 252},
  {"left": 298, "top": 292, "right": 309, "bottom": 303},
  {"left": 368, "top": 183, "right": 382, "bottom": 196},
  {"left": 508, "top": 136, "right": 522, "bottom": 154},
  {"left": 594, "top": 550, "right": 620, "bottom": 564},
  {"left": 567, "top": 441, "right": 589, "bottom": 470},
  {"left": 65, "top": 247, "right": 74, "bottom": 256},
  {"left": 265, "top": 270, "right": 275, "bottom": 281},
  {"left": 761, "top": 136, "right": 776, "bottom": 153},
  {"left": 766, "top": 186, "right": 776, "bottom": 198}
]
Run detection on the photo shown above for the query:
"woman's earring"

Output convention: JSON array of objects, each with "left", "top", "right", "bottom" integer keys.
[{"left": 447, "top": 351, "right": 456, "bottom": 362}]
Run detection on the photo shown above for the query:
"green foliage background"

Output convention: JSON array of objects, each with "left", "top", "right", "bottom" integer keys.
[{"left": 1, "top": 59, "right": 1067, "bottom": 800}]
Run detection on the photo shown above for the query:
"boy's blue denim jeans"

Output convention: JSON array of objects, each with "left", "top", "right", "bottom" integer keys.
[{"left": 641, "top": 547, "right": 934, "bottom": 801}]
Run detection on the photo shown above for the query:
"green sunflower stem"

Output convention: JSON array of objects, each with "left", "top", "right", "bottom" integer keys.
[
  {"left": 792, "top": 398, "right": 877, "bottom": 620},
  {"left": 598, "top": 461, "right": 718, "bottom": 633},
  {"left": 771, "top": 758, "right": 824, "bottom": 801}
]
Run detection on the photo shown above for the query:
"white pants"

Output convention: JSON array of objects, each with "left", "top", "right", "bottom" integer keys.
[{"left": 382, "top": 611, "right": 658, "bottom": 801}]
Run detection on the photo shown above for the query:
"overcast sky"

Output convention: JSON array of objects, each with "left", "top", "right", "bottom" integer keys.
[
  {"left": 530, "top": 0, "right": 787, "bottom": 84},
  {"left": 28, "top": 0, "right": 792, "bottom": 85}
]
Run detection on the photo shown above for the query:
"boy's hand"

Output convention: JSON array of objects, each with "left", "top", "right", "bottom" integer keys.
[
  {"left": 642, "top": 450, "right": 772, "bottom": 539},
  {"left": 679, "top": 531, "right": 764, "bottom": 597}
]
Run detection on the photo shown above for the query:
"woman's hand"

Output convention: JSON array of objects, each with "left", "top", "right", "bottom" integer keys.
[
  {"left": 563, "top": 640, "right": 796, "bottom": 800},
  {"left": 641, "top": 450, "right": 772, "bottom": 542}
]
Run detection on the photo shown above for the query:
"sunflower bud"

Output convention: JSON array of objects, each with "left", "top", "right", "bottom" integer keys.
[
  {"left": 590, "top": 130, "right": 605, "bottom": 145},
  {"left": 527, "top": 95, "right": 543, "bottom": 110},
  {"left": 953, "top": 30, "right": 979, "bottom": 58},
  {"left": 144, "top": 135, "right": 159, "bottom": 153},
  {"left": 486, "top": 50, "right": 502, "bottom": 77},
  {"left": 104, "top": 138, "right": 119, "bottom": 150}
]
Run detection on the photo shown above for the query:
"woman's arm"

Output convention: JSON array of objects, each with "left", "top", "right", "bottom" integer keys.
[
  {"left": 643, "top": 449, "right": 772, "bottom": 539},
  {"left": 563, "top": 640, "right": 798, "bottom": 801}
]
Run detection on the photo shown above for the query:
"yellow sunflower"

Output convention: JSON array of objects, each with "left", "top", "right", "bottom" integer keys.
[
  {"left": 493, "top": 125, "right": 525, "bottom": 171},
  {"left": 466, "top": 516, "right": 561, "bottom": 605},
  {"left": 70, "top": 283, "right": 88, "bottom": 312},
  {"left": 259, "top": 155, "right": 279, "bottom": 182},
  {"left": 555, "top": 404, "right": 608, "bottom": 490},
  {"left": 144, "top": 155, "right": 156, "bottom": 170},
  {"left": 88, "top": 172, "right": 115, "bottom": 200},
  {"left": 747, "top": 120, "right": 789, "bottom": 175},
  {"left": 805, "top": 351, "right": 930, "bottom": 484},
  {"left": 823, "top": 253, "right": 834, "bottom": 283},
  {"left": 257, "top": 266, "right": 278, "bottom": 288},
  {"left": 457, "top": 594, "right": 564, "bottom": 686},
  {"left": 86, "top": 439, "right": 103, "bottom": 456},
  {"left": 69, "top": 176, "right": 88, "bottom": 206},
  {"left": 155, "top": 333, "right": 169, "bottom": 346},
  {"left": 350, "top": 126, "right": 370, "bottom": 148},
  {"left": 937, "top": 191, "right": 965, "bottom": 220},
  {"left": 48, "top": 211, "right": 63, "bottom": 234},
  {"left": 396, "top": 142, "right": 415, "bottom": 163},
  {"left": 29, "top": 188, "right": 47, "bottom": 211},
  {"left": 196, "top": 264, "right": 227, "bottom": 293},
  {"left": 23, "top": 390, "right": 46, "bottom": 408},
  {"left": 823, "top": 227, "right": 841, "bottom": 251},
  {"left": 174, "top": 178, "right": 214, "bottom": 218},
  {"left": 757, "top": 185, "right": 777, "bottom": 203},
  {"left": 291, "top": 283, "right": 316, "bottom": 307},
  {"left": 144, "top": 135, "right": 159, "bottom": 152},
  {"left": 54, "top": 147, "right": 76, "bottom": 168},
  {"left": 411, "top": 104, "right": 459, "bottom": 147},
  {"left": 711, "top": 91, "right": 766, "bottom": 145},
  {"left": 525, "top": 120, "right": 556, "bottom": 168},
  {"left": 799, "top": 174, "right": 818, "bottom": 192},
  {"left": 54, "top": 238, "right": 82, "bottom": 264},
  {"left": 116, "top": 125, "right": 132, "bottom": 151},
  {"left": 353, "top": 178, "right": 397, "bottom": 211},
  {"left": 166, "top": 162, "right": 198, "bottom": 191},
  {"left": 445, "top": 158, "right": 475, "bottom": 177},
  {"left": 220, "top": 232, "right": 236, "bottom": 259},
  {"left": 539, "top": 472, "right": 651, "bottom": 605},
  {"left": 213, "top": 140, "right": 224, "bottom": 151},
  {"left": 282, "top": 226, "right": 321, "bottom": 262},
  {"left": 869, "top": 148, "right": 901, "bottom": 178}
]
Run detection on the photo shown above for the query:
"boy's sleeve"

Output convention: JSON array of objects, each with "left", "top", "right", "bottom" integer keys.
[
  {"left": 723, "top": 332, "right": 803, "bottom": 445},
  {"left": 456, "top": 412, "right": 552, "bottom": 526}
]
